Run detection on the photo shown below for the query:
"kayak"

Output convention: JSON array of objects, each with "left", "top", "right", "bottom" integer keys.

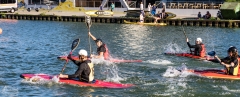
[
  {"left": 57, "top": 56, "right": 142, "bottom": 63},
  {"left": 123, "top": 20, "right": 167, "bottom": 26},
  {"left": 164, "top": 53, "right": 216, "bottom": 62},
  {"left": 188, "top": 69, "right": 240, "bottom": 80},
  {"left": 20, "top": 73, "right": 134, "bottom": 88},
  {"left": 85, "top": 10, "right": 113, "bottom": 17}
]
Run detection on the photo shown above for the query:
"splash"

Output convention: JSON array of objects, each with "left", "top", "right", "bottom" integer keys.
[
  {"left": 163, "top": 43, "right": 185, "bottom": 53},
  {"left": 21, "top": 74, "right": 59, "bottom": 85},
  {"left": 99, "top": 62, "right": 123, "bottom": 83},
  {"left": 162, "top": 63, "right": 191, "bottom": 78},
  {"left": 146, "top": 59, "right": 173, "bottom": 65}
]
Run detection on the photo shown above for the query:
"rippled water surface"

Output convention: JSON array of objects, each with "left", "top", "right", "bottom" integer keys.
[{"left": 1, "top": 19, "right": 240, "bottom": 96}]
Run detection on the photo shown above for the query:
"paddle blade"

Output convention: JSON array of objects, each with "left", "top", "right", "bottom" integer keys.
[
  {"left": 208, "top": 51, "right": 216, "bottom": 56},
  {"left": 85, "top": 15, "right": 92, "bottom": 29},
  {"left": 71, "top": 38, "right": 80, "bottom": 51}
]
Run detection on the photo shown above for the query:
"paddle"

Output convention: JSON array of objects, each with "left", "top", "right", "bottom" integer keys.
[
  {"left": 181, "top": 26, "right": 193, "bottom": 54},
  {"left": 208, "top": 51, "right": 223, "bottom": 64},
  {"left": 85, "top": 15, "right": 92, "bottom": 55},
  {"left": 60, "top": 38, "right": 80, "bottom": 74}
]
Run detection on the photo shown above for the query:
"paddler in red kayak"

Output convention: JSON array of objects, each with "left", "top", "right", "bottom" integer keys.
[
  {"left": 186, "top": 37, "right": 206, "bottom": 57},
  {"left": 59, "top": 49, "right": 95, "bottom": 83},
  {"left": 88, "top": 31, "right": 110, "bottom": 60},
  {"left": 214, "top": 46, "right": 239, "bottom": 76}
]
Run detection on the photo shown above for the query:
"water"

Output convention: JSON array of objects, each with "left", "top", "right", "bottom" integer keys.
[{"left": 1, "top": 19, "right": 240, "bottom": 96}]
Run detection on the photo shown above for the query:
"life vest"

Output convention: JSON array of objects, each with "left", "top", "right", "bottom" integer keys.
[
  {"left": 103, "top": 44, "right": 110, "bottom": 60},
  {"left": 237, "top": 58, "right": 240, "bottom": 75},
  {"left": 87, "top": 62, "right": 94, "bottom": 82},
  {"left": 199, "top": 44, "right": 206, "bottom": 57}
]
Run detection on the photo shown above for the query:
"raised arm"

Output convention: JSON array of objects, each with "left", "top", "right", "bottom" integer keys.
[{"left": 88, "top": 32, "right": 97, "bottom": 41}]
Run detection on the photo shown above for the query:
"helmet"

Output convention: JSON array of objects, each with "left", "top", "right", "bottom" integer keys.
[
  {"left": 78, "top": 49, "right": 88, "bottom": 56},
  {"left": 95, "top": 38, "right": 102, "bottom": 42},
  {"left": 228, "top": 46, "right": 238, "bottom": 53},
  {"left": 196, "top": 38, "right": 202, "bottom": 42}
]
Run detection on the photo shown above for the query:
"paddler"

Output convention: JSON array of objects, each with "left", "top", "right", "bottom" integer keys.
[
  {"left": 186, "top": 37, "right": 206, "bottom": 57},
  {"left": 59, "top": 49, "right": 95, "bottom": 83},
  {"left": 88, "top": 31, "right": 110, "bottom": 60},
  {"left": 214, "top": 46, "right": 239, "bottom": 76}
]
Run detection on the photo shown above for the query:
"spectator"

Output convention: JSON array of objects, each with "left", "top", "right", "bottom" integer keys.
[
  {"left": 161, "top": 5, "right": 166, "bottom": 19},
  {"left": 217, "top": 11, "right": 223, "bottom": 19},
  {"left": 154, "top": 11, "right": 161, "bottom": 23},
  {"left": 198, "top": 12, "right": 201, "bottom": 19},
  {"left": 148, "top": 3, "right": 151, "bottom": 12},
  {"left": 140, "top": 2, "right": 143, "bottom": 11},
  {"left": 110, "top": 2, "right": 115, "bottom": 12},
  {"left": 99, "top": 4, "right": 103, "bottom": 11},
  {"left": 203, "top": 11, "right": 211, "bottom": 19},
  {"left": 151, "top": 4, "right": 157, "bottom": 16},
  {"left": 139, "top": 10, "right": 145, "bottom": 23}
]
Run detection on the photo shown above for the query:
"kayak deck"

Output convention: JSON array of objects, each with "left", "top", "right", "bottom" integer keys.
[
  {"left": 57, "top": 56, "right": 142, "bottom": 63},
  {"left": 188, "top": 69, "right": 240, "bottom": 80},
  {"left": 20, "top": 73, "right": 134, "bottom": 88},
  {"left": 164, "top": 53, "right": 216, "bottom": 62}
]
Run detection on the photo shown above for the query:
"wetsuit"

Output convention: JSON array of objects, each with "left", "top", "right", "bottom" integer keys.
[
  {"left": 68, "top": 59, "right": 94, "bottom": 82},
  {"left": 187, "top": 42, "right": 203, "bottom": 56},
  {"left": 221, "top": 57, "right": 239, "bottom": 75}
]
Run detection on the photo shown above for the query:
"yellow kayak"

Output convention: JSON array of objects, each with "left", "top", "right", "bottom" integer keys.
[
  {"left": 124, "top": 20, "right": 167, "bottom": 26},
  {"left": 85, "top": 10, "right": 113, "bottom": 17}
]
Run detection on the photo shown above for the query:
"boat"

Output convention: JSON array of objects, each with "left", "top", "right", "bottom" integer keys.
[
  {"left": 164, "top": 53, "right": 216, "bottom": 62},
  {"left": 20, "top": 73, "right": 134, "bottom": 88},
  {"left": 57, "top": 56, "right": 142, "bottom": 63},
  {"left": 123, "top": 20, "right": 167, "bottom": 26},
  {"left": 188, "top": 69, "right": 240, "bottom": 80},
  {"left": 85, "top": 10, "right": 113, "bottom": 17}
]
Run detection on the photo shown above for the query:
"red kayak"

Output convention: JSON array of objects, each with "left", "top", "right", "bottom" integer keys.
[
  {"left": 20, "top": 73, "right": 134, "bottom": 88},
  {"left": 188, "top": 69, "right": 240, "bottom": 80},
  {"left": 57, "top": 56, "right": 142, "bottom": 63},
  {"left": 164, "top": 53, "right": 216, "bottom": 62}
]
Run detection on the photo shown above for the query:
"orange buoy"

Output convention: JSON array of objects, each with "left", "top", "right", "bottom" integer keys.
[{"left": 0, "top": 28, "right": 2, "bottom": 34}]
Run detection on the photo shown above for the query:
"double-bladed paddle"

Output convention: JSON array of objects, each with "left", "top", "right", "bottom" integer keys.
[
  {"left": 85, "top": 15, "right": 92, "bottom": 55},
  {"left": 181, "top": 26, "right": 193, "bottom": 54},
  {"left": 60, "top": 38, "right": 80, "bottom": 74}
]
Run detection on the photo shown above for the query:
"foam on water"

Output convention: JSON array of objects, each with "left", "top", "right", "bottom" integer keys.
[
  {"left": 163, "top": 43, "right": 186, "bottom": 53},
  {"left": 221, "top": 86, "right": 240, "bottom": 93},
  {"left": 21, "top": 74, "right": 59, "bottom": 85},
  {"left": 162, "top": 64, "right": 192, "bottom": 78},
  {"left": 146, "top": 59, "right": 173, "bottom": 65}
]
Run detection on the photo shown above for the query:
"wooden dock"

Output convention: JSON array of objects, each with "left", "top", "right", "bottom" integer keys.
[{"left": 1, "top": 14, "right": 240, "bottom": 28}]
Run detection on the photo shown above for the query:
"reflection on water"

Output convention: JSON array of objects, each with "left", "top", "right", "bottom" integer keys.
[{"left": 1, "top": 20, "right": 240, "bottom": 96}]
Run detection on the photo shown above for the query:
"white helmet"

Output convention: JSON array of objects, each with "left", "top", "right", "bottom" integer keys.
[
  {"left": 78, "top": 49, "right": 88, "bottom": 56},
  {"left": 196, "top": 38, "right": 202, "bottom": 42}
]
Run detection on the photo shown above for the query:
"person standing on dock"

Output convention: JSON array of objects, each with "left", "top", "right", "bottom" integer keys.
[
  {"left": 151, "top": 4, "right": 157, "bottom": 16},
  {"left": 186, "top": 38, "right": 206, "bottom": 57},
  {"left": 148, "top": 3, "right": 151, "bottom": 12},
  {"left": 110, "top": 2, "right": 115, "bottom": 12},
  {"left": 140, "top": 2, "right": 144, "bottom": 11},
  {"left": 88, "top": 32, "right": 110, "bottom": 60},
  {"left": 139, "top": 10, "right": 145, "bottom": 23}
]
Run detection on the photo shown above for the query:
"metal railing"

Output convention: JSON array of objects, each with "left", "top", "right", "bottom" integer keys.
[{"left": 155, "top": 1, "right": 223, "bottom": 9}]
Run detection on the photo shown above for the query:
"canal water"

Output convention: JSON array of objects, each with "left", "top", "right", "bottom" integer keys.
[{"left": 1, "top": 19, "right": 240, "bottom": 96}]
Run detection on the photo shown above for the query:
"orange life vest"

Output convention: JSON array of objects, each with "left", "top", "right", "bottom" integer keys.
[
  {"left": 200, "top": 44, "right": 206, "bottom": 57},
  {"left": 103, "top": 44, "right": 110, "bottom": 60}
]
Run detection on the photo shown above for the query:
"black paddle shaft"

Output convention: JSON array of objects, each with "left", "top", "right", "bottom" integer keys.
[{"left": 60, "top": 38, "right": 80, "bottom": 74}]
